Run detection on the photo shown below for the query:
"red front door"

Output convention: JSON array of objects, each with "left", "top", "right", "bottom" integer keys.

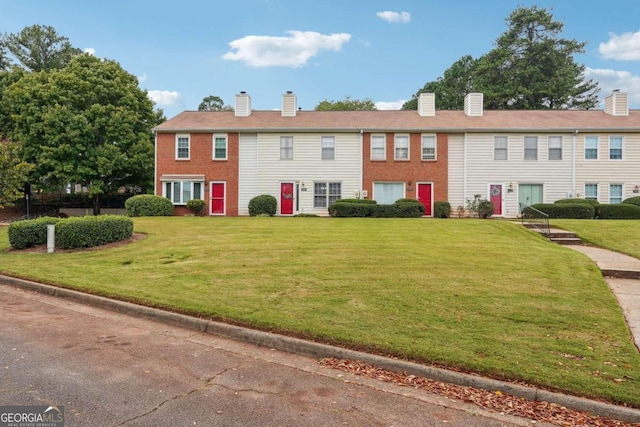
[
  {"left": 417, "top": 183, "right": 432, "bottom": 216},
  {"left": 489, "top": 184, "right": 503, "bottom": 216},
  {"left": 210, "top": 182, "right": 225, "bottom": 215},
  {"left": 280, "top": 182, "right": 294, "bottom": 215}
]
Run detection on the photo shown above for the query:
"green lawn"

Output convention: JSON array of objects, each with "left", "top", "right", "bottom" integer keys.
[
  {"left": 551, "top": 219, "right": 640, "bottom": 259},
  {"left": 1, "top": 217, "right": 639, "bottom": 406}
]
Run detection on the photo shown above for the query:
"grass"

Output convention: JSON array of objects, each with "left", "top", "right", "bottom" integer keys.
[
  {"left": 1, "top": 217, "right": 639, "bottom": 407},
  {"left": 551, "top": 219, "right": 640, "bottom": 259}
]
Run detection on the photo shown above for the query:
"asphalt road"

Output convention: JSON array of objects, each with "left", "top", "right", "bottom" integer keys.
[{"left": 0, "top": 285, "right": 544, "bottom": 427}]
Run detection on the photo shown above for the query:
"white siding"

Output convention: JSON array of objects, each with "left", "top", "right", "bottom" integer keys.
[
  {"left": 238, "top": 133, "right": 258, "bottom": 215},
  {"left": 447, "top": 133, "right": 465, "bottom": 210}
]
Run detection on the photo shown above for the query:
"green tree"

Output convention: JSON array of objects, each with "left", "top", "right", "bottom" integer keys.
[
  {"left": 0, "top": 138, "right": 33, "bottom": 208},
  {"left": 4, "top": 54, "right": 160, "bottom": 214},
  {"left": 1, "top": 24, "right": 82, "bottom": 72},
  {"left": 315, "top": 96, "right": 377, "bottom": 111},
  {"left": 198, "top": 95, "right": 232, "bottom": 111},
  {"left": 474, "top": 6, "right": 599, "bottom": 109}
]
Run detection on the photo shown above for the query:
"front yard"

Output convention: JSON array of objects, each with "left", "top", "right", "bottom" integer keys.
[{"left": 1, "top": 217, "right": 639, "bottom": 407}]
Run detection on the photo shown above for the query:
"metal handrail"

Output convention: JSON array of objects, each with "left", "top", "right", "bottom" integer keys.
[{"left": 520, "top": 202, "right": 550, "bottom": 237}]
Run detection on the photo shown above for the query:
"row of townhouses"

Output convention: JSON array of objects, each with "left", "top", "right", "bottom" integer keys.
[{"left": 153, "top": 90, "right": 640, "bottom": 218}]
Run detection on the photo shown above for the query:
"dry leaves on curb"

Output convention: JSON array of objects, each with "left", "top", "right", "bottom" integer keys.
[{"left": 318, "top": 358, "right": 639, "bottom": 427}]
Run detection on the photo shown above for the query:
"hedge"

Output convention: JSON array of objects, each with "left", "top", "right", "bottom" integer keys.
[
  {"left": 55, "top": 216, "right": 134, "bottom": 249},
  {"left": 328, "top": 201, "right": 424, "bottom": 218},
  {"left": 622, "top": 196, "right": 640, "bottom": 207},
  {"left": 248, "top": 194, "right": 277, "bottom": 216},
  {"left": 530, "top": 203, "right": 595, "bottom": 219},
  {"left": 554, "top": 198, "right": 599, "bottom": 206},
  {"left": 595, "top": 204, "right": 640, "bottom": 219},
  {"left": 186, "top": 198, "right": 205, "bottom": 215},
  {"left": 8, "top": 217, "right": 62, "bottom": 249},
  {"left": 125, "top": 195, "right": 174, "bottom": 217},
  {"left": 329, "top": 201, "right": 375, "bottom": 217},
  {"left": 336, "top": 198, "right": 377, "bottom": 204},
  {"left": 434, "top": 201, "right": 451, "bottom": 218}
]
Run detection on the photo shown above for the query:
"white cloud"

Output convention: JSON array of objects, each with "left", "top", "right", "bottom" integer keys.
[
  {"left": 222, "top": 30, "right": 351, "bottom": 67},
  {"left": 376, "top": 11, "right": 411, "bottom": 24},
  {"left": 599, "top": 30, "right": 640, "bottom": 60},
  {"left": 138, "top": 73, "right": 148, "bottom": 83},
  {"left": 147, "top": 90, "right": 181, "bottom": 106},
  {"left": 375, "top": 100, "right": 407, "bottom": 110},
  {"left": 584, "top": 67, "right": 640, "bottom": 107},
  {"left": 83, "top": 47, "right": 96, "bottom": 55}
]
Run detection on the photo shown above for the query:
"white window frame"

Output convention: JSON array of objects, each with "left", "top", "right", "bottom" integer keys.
[
  {"left": 321, "top": 136, "right": 335, "bottom": 160},
  {"left": 371, "top": 134, "right": 386, "bottom": 160},
  {"left": 212, "top": 134, "right": 228, "bottom": 160},
  {"left": 421, "top": 134, "right": 436, "bottom": 161},
  {"left": 609, "top": 184, "right": 623, "bottom": 204},
  {"left": 584, "top": 183, "right": 598, "bottom": 201},
  {"left": 394, "top": 134, "right": 409, "bottom": 160},
  {"left": 494, "top": 136, "right": 508, "bottom": 160},
  {"left": 280, "top": 136, "right": 293, "bottom": 160},
  {"left": 548, "top": 136, "right": 562, "bottom": 160},
  {"left": 584, "top": 136, "right": 598, "bottom": 160},
  {"left": 313, "top": 181, "right": 342, "bottom": 208},
  {"left": 524, "top": 136, "right": 538, "bottom": 160},
  {"left": 163, "top": 181, "right": 204, "bottom": 205},
  {"left": 609, "top": 136, "right": 623, "bottom": 160},
  {"left": 175, "top": 134, "right": 190, "bottom": 160}
]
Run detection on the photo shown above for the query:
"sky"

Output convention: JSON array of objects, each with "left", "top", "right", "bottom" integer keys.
[{"left": 1, "top": 0, "right": 640, "bottom": 118}]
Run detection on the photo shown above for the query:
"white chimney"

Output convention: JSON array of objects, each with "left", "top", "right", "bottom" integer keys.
[
  {"left": 282, "top": 91, "right": 297, "bottom": 117},
  {"left": 604, "top": 90, "right": 628, "bottom": 116},
  {"left": 234, "top": 91, "right": 251, "bottom": 117},
  {"left": 418, "top": 92, "right": 435, "bottom": 117},
  {"left": 464, "top": 93, "right": 483, "bottom": 116}
]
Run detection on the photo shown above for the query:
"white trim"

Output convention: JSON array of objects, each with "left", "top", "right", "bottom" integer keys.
[
  {"left": 420, "top": 134, "right": 437, "bottom": 161},
  {"left": 584, "top": 135, "right": 599, "bottom": 161},
  {"left": 209, "top": 181, "right": 226, "bottom": 215},
  {"left": 370, "top": 134, "right": 386, "bottom": 160},
  {"left": 608, "top": 135, "right": 623, "bottom": 161},
  {"left": 175, "top": 133, "right": 190, "bottom": 160},
  {"left": 394, "top": 134, "right": 410, "bottom": 161},
  {"left": 212, "top": 133, "right": 228, "bottom": 160},
  {"left": 416, "top": 182, "right": 434, "bottom": 217}
]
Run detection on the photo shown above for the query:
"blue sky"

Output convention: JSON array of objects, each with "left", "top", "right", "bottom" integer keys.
[{"left": 2, "top": 0, "right": 639, "bottom": 118}]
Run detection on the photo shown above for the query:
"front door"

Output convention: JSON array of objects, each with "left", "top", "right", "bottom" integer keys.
[
  {"left": 518, "top": 184, "right": 543, "bottom": 212},
  {"left": 210, "top": 182, "right": 225, "bottom": 215},
  {"left": 489, "top": 184, "right": 503, "bottom": 216},
  {"left": 280, "top": 182, "right": 294, "bottom": 215},
  {"left": 417, "top": 183, "right": 433, "bottom": 216}
]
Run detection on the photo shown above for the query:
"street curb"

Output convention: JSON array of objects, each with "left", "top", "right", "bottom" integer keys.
[{"left": 2, "top": 274, "right": 639, "bottom": 424}]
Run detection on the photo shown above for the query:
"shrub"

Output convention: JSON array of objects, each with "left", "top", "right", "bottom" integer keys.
[
  {"left": 329, "top": 201, "right": 423, "bottom": 218},
  {"left": 8, "top": 217, "right": 62, "bottom": 249},
  {"left": 393, "top": 202, "right": 425, "bottom": 218},
  {"left": 248, "top": 194, "right": 277, "bottom": 216},
  {"left": 595, "top": 204, "right": 640, "bottom": 219},
  {"left": 465, "top": 194, "right": 495, "bottom": 219},
  {"left": 395, "top": 198, "right": 419, "bottom": 204},
  {"left": 125, "top": 195, "right": 173, "bottom": 217},
  {"left": 329, "top": 201, "right": 375, "bottom": 217},
  {"left": 530, "top": 203, "right": 595, "bottom": 219},
  {"left": 434, "top": 201, "right": 451, "bottom": 218},
  {"left": 55, "top": 215, "right": 134, "bottom": 249},
  {"left": 622, "top": 196, "right": 640, "bottom": 207},
  {"left": 336, "top": 198, "right": 377, "bottom": 204},
  {"left": 293, "top": 213, "right": 320, "bottom": 217},
  {"left": 186, "top": 198, "right": 206, "bottom": 216},
  {"left": 554, "top": 198, "right": 599, "bottom": 206}
]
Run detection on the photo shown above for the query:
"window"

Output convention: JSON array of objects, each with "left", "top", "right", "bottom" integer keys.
[
  {"left": 494, "top": 136, "right": 508, "bottom": 160},
  {"left": 609, "top": 136, "right": 623, "bottom": 160},
  {"left": 585, "top": 136, "right": 598, "bottom": 160},
  {"left": 176, "top": 134, "right": 190, "bottom": 160},
  {"left": 421, "top": 135, "right": 436, "bottom": 160},
  {"left": 394, "top": 135, "right": 409, "bottom": 160},
  {"left": 213, "top": 134, "right": 227, "bottom": 160},
  {"left": 548, "top": 136, "right": 562, "bottom": 160},
  {"left": 609, "top": 184, "right": 623, "bottom": 204},
  {"left": 584, "top": 183, "right": 598, "bottom": 201},
  {"left": 321, "top": 136, "right": 335, "bottom": 160},
  {"left": 371, "top": 135, "right": 385, "bottom": 160},
  {"left": 524, "top": 136, "right": 538, "bottom": 160},
  {"left": 164, "top": 181, "right": 203, "bottom": 205},
  {"left": 280, "top": 136, "right": 293, "bottom": 160},
  {"left": 373, "top": 182, "right": 404, "bottom": 204},
  {"left": 313, "top": 182, "right": 341, "bottom": 208}
]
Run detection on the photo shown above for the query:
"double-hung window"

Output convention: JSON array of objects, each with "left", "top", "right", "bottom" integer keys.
[
  {"left": 164, "top": 181, "right": 203, "bottom": 205},
  {"left": 176, "top": 134, "right": 190, "bottom": 160},
  {"left": 280, "top": 136, "right": 293, "bottom": 160},
  {"left": 213, "top": 134, "right": 228, "bottom": 160},
  {"left": 494, "top": 136, "right": 508, "bottom": 160},
  {"left": 371, "top": 135, "right": 385, "bottom": 160},
  {"left": 609, "top": 184, "right": 623, "bottom": 204},
  {"left": 584, "top": 183, "right": 598, "bottom": 201},
  {"left": 321, "top": 136, "right": 335, "bottom": 160},
  {"left": 609, "top": 136, "right": 623, "bottom": 160},
  {"left": 313, "top": 182, "right": 341, "bottom": 208},
  {"left": 524, "top": 136, "right": 538, "bottom": 160},
  {"left": 394, "top": 135, "right": 409, "bottom": 160},
  {"left": 585, "top": 136, "right": 598, "bottom": 160},
  {"left": 421, "top": 135, "right": 436, "bottom": 160},
  {"left": 548, "top": 136, "right": 562, "bottom": 160}
]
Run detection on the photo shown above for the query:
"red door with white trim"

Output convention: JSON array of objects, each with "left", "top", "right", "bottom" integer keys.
[
  {"left": 280, "top": 182, "right": 294, "bottom": 215},
  {"left": 210, "top": 182, "right": 225, "bottom": 215},
  {"left": 417, "top": 183, "right": 432, "bottom": 216},
  {"left": 489, "top": 184, "right": 503, "bottom": 216}
]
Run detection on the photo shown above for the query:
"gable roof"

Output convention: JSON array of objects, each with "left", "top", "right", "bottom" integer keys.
[{"left": 153, "top": 109, "right": 640, "bottom": 134}]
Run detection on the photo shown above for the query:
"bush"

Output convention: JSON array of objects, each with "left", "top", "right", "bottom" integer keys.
[
  {"left": 554, "top": 198, "right": 599, "bottom": 206},
  {"left": 395, "top": 198, "right": 419, "bottom": 204},
  {"left": 622, "top": 196, "right": 640, "bottom": 207},
  {"left": 336, "top": 198, "right": 377, "bottom": 204},
  {"left": 393, "top": 202, "right": 425, "bottom": 218},
  {"left": 248, "top": 194, "right": 277, "bottom": 216},
  {"left": 125, "top": 195, "right": 174, "bottom": 217},
  {"left": 293, "top": 213, "right": 320, "bottom": 217},
  {"left": 186, "top": 198, "right": 206, "bottom": 215},
  {"left": 328, "top": 201, "right": 423, "bottom": 218},
  {"left": 55, "top": 216, "right": 134, "bottom": 249},
  {"left": 466, "top": 194, "right": 494, "bottom": 219},
  {"left": 530, "top": 203, "right": 595, "bottom": 219},
  {"left": 329, "top": 201, "right": 375, "bottom": 217},
  {"left": 595, "top": 204, "right": 640, "bottom": 219},
  {"left": 8, "top": 217, "right": 62, "bottom": 249},
  {"left": 434, "top": 201, "right": 451, "bottom": 218}
]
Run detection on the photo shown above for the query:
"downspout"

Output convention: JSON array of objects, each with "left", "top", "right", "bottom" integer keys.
[
  {"left": 359, "top": 129, "right": 364, "bottom": 199},
  {"left": 463, "top": 132, "right": 468, "bottom": 205},
  {"left": 572, "top": 130, "right": 578, "bottom": 197},
  {"left": 154, "top": 132, "right": 158, "bottom": 196}
]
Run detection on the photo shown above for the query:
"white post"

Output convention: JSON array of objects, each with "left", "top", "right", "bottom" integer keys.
[{"left": 47, "top": 224, "right": 55, "bottom": 253}]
